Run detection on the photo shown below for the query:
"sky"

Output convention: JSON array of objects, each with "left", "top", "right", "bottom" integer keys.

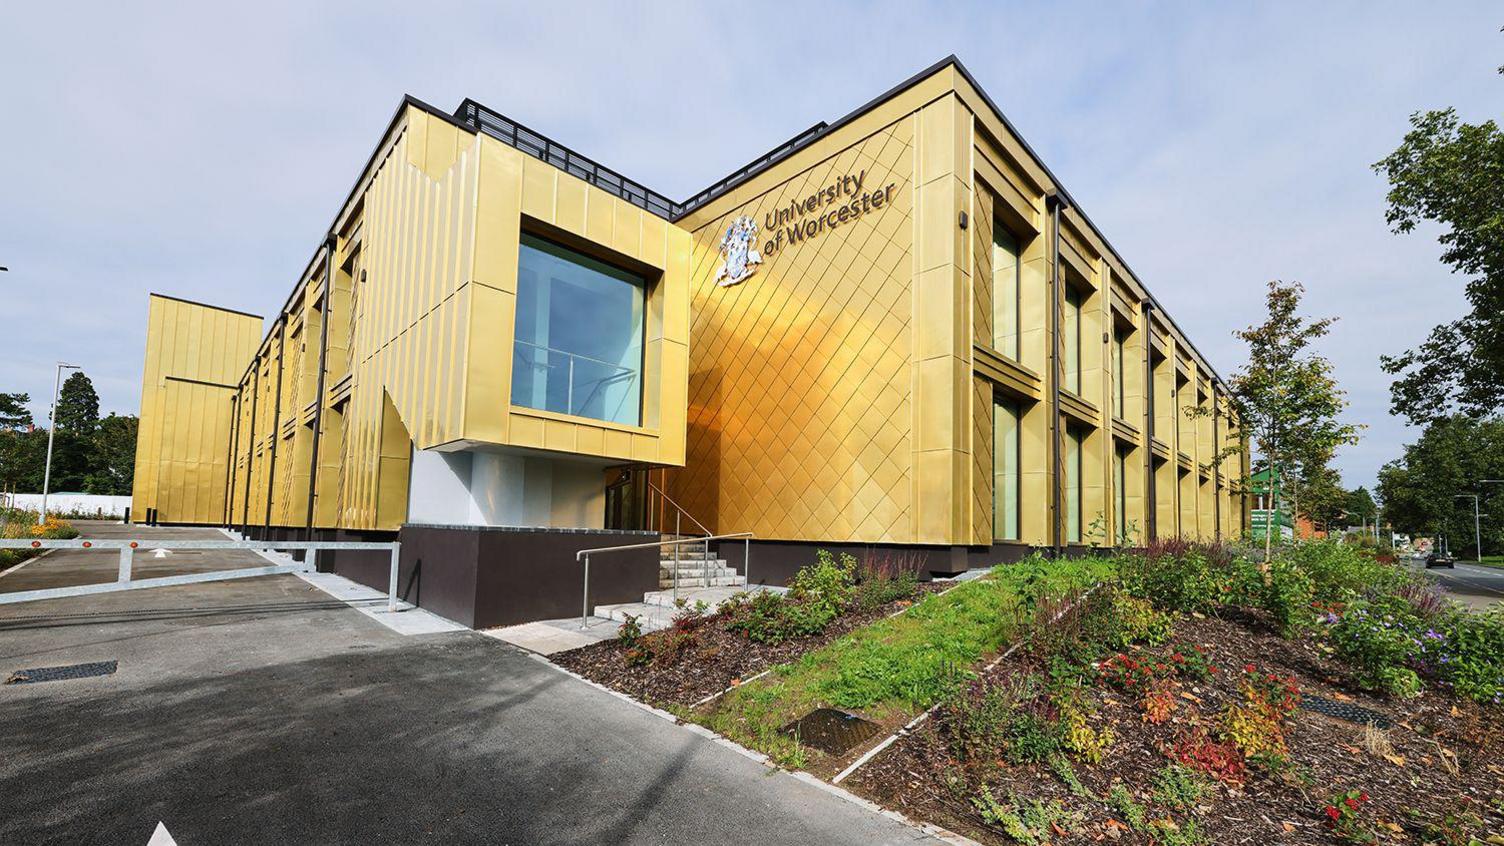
[{"left": 0, "top": 1, "right": 1499, "bottom": 493}]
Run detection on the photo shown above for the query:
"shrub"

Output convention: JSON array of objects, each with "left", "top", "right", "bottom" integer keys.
[
  {"left": 1283, "top": 540, "right": 1404, "bottom": 604},
  {"left": 1322, "top": 789, "right": 1376, "bottom": 844},
  {"left": 1220, "top": 664, "right": 1300, "bottom": 762},
  {"left": 1166, "top": 642, "right": 1215, "bottom": 681},
  {"left": 1106, "top": 592, "right": 1174, "bottom": 648},
  {"left": 1057, "top": 698, "right": 1114, "bottom": 764},
  {"left": 853, "top": 550, "right": 923, "bottom": 611},
  {"left": 970, "top": 788, "right": 1077, "bottom": 845},
  {"left": 1152, "top": 764, "right": 1211, "bottom": 811},
  {"left": 789, "top": 549, "right": 857, "bottom": 616},
  {"left": 1098, "top": 650, "right": 1171, "bottom": 695},
  {"left": 1119, "top": 539, "right": 1233, "bottom": 613},
  {"left": 1172, "top": 726, "right": 1246, "bottom": 785}
]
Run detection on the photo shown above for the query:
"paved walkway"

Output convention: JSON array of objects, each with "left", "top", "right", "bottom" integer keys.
[{"left": 0, "top": 523, "right": 939, "bottom": 845}]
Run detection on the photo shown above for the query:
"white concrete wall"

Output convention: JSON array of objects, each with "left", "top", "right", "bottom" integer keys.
[
  {"left": 405, "top": 447, "right": 605, "bottom": 529},
  {"left": 4, "top": 493, "right": 132, "bottom": 518}
]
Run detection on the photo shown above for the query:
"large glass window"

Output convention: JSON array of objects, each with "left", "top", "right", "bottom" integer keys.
[
  {"left": 513, "top": 234, "right": 645, "bottom": 426},
  {"left": 1063, "top": 286, "right": 1082, "bottom": 395},
  {"left": 992, "top": 223, "right": 1020, "bottom": 360},
  {"left": 993, "top": 396, "right": 1020, "bottom": 541},
  {"left": 1065, "top": 425, "right": 1083, "bottom": 543},
  {"left": 1115, "top": 444, "right": 1130, "bottom": 545},
  {"left": 1113, "top": 328, "right": 1127, "bottom": 419}
]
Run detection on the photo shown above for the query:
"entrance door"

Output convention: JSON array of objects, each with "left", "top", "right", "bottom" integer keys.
[{"left": 604, "top": 469, "right": 646, "bottom": 531}]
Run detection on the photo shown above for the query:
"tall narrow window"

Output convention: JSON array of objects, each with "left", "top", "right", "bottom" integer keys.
[
  {"left": 1113, "top": 330, "right": 1127, "bottom": 419},
  {"left": 992, "top": 224, "right": 1020, "bottom": 360},
  {"left": 1063, "top": 287, "right": 1082, "bottom": 395},
  {"left": 1065, "top": 426, "right": 1083, "bottom": 543},
  {"left": 513, "top": 234, "right": 646, "bottom": 426},
  {"left": 993, "top": 396, "right": 1020, "bottom": 541},
  {"left": 1115, "top": 444, "right": 1130, "bottom": 545}
]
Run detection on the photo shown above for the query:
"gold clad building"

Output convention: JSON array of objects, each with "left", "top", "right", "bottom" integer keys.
[{"left": 132, "top": 57, "right": 1248, "bottom": 625}]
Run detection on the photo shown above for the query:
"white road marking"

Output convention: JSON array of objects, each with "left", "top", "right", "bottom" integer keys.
[{"left": 146, "top": 821, "right": 177, "bottom": 845}]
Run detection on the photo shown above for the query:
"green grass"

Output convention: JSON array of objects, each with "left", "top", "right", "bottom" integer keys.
[
  {"left": 1474, "top": 555, "right": 1504, "bottom": 569},
  {"left": 690, "top": 556, "right": 1117, "bottom": 766}
]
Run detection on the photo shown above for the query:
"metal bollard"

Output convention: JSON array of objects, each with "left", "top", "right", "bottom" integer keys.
[
  {"left": 387, "top": 543, "right": 400, "bottom": 613},
  {"left": 581, "top": 553, "right": 590, "bottom": 630}
]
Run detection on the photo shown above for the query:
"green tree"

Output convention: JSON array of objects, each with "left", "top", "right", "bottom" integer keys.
[
  {"left": 1345, "top": 486, "right": 1378, "bottom": 528},
  {"left": 1213, "top": 281, "right": 1363, "bottom": 564},
  {"left": 0, "top": 392, "right": 32, "bottom": 430},
  {"left": 1300, "top": 465, "right": 1348, "bottom": 532},
  {"left": 1376, "top": 415, "right": 1504, "bottom": 556},
  {"left": 1373, "top": 103, "right": 1504, "bottom": 423},
  {"left": 55, "top": 371, "right": 99, "bottom": 435},
  {"left": 83, "top": 413, "right": 137, "bottom": 495}
]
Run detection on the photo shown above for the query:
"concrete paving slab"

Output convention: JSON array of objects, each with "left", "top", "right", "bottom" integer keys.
[{"left": 484, "top": 616, "right": 619, "bottom": 654}]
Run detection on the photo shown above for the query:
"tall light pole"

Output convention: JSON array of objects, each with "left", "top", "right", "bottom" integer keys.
[
  {"left": 1455, "top": 494, "right": 1482, "bottom": 564},
  {"left": 39, "top": 362, "right": 81, "bottom": 525}
]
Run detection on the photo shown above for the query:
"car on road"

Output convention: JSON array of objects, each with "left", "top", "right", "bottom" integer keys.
[{"left": 1425, "top": 550, "right": 1456, "bottom": 569}]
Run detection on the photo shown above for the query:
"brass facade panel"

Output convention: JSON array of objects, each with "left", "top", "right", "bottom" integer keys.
[
  {"left": 670, "top": 116, "right": 917, "bottom": 543},
  {"left": 132, "top": 295, "right": 262, "bottom": 524}
]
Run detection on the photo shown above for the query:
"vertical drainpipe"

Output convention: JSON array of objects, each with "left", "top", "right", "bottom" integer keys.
[
  {"left": 1213, "top": 388, "right": 1222, "bottom": 541},
  {"left": 240, "top": 366, "right": 260, "bottom": 534},
  {"left": 263, "top": 319, "right": 286, "bottom": 534},
  {"left": 223, "top": 390, "right": 240, "bottom": 528},
  {"left": 304, "top": 238, "right": 335, "bottom": 542},
  {"left": 1047, "top": 193, "right": 1065, "bottom": 554},
  {"left": 1142, "top": 302, "right": 1157, "bottom": 542}
]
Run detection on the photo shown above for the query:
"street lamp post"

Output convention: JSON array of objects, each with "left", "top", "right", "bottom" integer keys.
[
  {"left": 1454, "top": 494, "right": 1482, "bottom": 565},
  {"left": 38, "top": 362, "right": 81, "bottom": 526}
]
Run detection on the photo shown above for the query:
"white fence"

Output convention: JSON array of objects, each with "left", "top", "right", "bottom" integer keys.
[{"left": 1, "top": 493, "right": 131, "bottom": 519}]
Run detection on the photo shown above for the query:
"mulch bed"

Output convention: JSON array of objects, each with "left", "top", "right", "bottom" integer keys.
[
  {"left": 847, "top": 609, "right": 1504, "bottom": 844},
  {"left": 552, "top": 584, "right": 946, "bottom": 708}
]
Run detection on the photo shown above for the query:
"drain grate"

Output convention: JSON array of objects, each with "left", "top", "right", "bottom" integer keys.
[
  {"left": 780, "top": 708, "right": 881, "bottom": 755},
  {"left": 6, "top": 660, "right": 118, "bottom": 685},
  {"left": 1300, "top": 693, "right": 1392, "bottom": 728}
]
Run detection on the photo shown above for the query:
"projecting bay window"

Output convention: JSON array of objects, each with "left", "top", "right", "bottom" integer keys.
[
  {"left": 992, "top": 223, "right": 1021, "bottom": 360},
  {"left": 1063, "top": 286, "right": 1082, "bottom": 395},
  {"left": 513, "top": 234, "right": 646, "bottom": 427},
  {"left": 993, "top": 396, "right": 1021, "bottom": 541},
  {"left": 1065, "top": 425, "right": 1084, "bottom": 544}
]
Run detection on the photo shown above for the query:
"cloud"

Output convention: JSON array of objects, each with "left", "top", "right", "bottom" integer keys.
[{"left": 0, "top": 0, "right": 1497, "bottom": 491}]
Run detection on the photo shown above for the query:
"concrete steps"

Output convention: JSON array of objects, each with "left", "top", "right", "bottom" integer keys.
[{"left": 594, "top": 584, "right": 784, "bottom": 630}]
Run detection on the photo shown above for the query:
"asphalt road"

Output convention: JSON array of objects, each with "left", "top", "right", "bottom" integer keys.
[
  {"left": 0, "top": 523, "right": 936, "bottom": 845},
  {"left": 1414, "top": 557, "right": 1504, "bottom": 611}
]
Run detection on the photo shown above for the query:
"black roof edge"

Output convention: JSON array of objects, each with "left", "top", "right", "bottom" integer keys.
[{"left": 149, "top": 292, "right": 263, "bottom": 321}]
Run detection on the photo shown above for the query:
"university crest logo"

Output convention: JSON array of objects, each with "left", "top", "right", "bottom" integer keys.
[{"left": 714, "top": 216, "right": 762, "bottom": 287}]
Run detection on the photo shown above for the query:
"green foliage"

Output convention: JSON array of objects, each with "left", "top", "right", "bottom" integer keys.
[
  {"left": 852, "top": 553, "right": 920, "bottom": 611},
  {"left": 725, "top": 550, "right": 858, "bottom": 644},
  {"left": 1048, "top": 752, "right": 1091, "bottom": 798},
  {"left": 1373, "top": 106, "right": 1504, "bottom": 422},
  {"left": 1151, "top": 764, "right": 1210, "bottom": 811},
  {"left": 0, "top": 392, "right": 32, "bottom": 430},
  {"left": 1107, "top": 785, "right": 1148, "bottom": 831},
  {"left": 1376, "top": 415, "right": 1504, "bottom": 555},
  {"left": 1246, "top": 554, "right": 1315, "bottom": 635},
  {"left": 55, "top": 371, "right": 99, "bottom": 435},
  {"left": 698, "top": 557, "right": 1115, "bottom": 765},
  {"left": 1106, "top": 592, "right": 1174, "bottom": 647},
  {"left": 1326, "top": 593, "right": 1504, "bottom": 702},
  {"left": 1218, "top": 280, "right": 1361, "bottom": 560},
  {"left": 970, "top": 788, "right": 1077, "bottom": 845},
  {"left": 1119, "top": 541, "right": 1231, "bottom": 613}
]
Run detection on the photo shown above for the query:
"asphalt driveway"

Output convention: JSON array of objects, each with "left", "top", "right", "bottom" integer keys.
[{"left": 0, "top": 524, "right": 936, "bottom": 845}]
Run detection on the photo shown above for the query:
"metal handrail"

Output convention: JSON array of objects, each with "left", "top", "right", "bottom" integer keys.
[
  {"left": 575, "top": 531, "right": 754, "bottom": 629},
  {"left": 646, "top": 479, "right": 709, "bottom": 537}
]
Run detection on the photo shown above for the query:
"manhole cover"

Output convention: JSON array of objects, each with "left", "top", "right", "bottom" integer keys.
[
  {"left": 780, "top": 708, "right": 881, "bottom": 755},
  {"left": 1300, "top": 693, "right": 1391, "bottom": 728}
]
